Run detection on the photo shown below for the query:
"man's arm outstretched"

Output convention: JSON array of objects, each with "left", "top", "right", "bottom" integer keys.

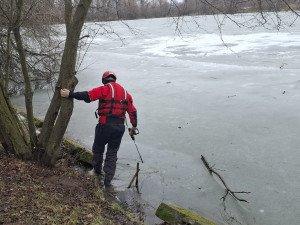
[{"left": 60, "top": 89, "right": 91, "bottom": 103}]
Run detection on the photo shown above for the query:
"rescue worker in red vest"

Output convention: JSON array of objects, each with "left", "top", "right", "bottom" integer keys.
[{"left": 60, "top": 71, "right": 137, "bottom": 187}]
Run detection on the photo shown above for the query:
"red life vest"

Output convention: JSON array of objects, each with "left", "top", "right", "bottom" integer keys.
[{"left": 97, "top": 82, "right": 128, "bottom": 118}]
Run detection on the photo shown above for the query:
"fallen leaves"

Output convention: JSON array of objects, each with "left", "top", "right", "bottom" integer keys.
[{"left": 0, "top": 150, "right": 142, "bottom": 225}]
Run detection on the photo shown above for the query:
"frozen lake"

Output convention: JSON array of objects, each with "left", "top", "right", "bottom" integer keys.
[{"left": 13, "top": 13, "right": 300, "bottom": 225}]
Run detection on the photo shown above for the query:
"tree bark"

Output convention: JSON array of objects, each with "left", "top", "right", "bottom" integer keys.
[
  {"left": 13, "top": 0, "right": 38, "bottom": 147},
  {"left": 4, "top": 28, "right": 12, "bottom": 95},
  {"left": 0, "top": 84, "right": 32, "bottom": 159},
  {"left": 40, "top": 0, "right": 92, "bottom": 166},
  {"left": 0, "top": 126, "right": 13, "bottom": 154},
  {"left": 0, "top": 65, "right": 4, "bottom": 91}
]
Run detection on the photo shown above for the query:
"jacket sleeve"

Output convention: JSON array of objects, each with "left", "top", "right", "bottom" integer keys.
[
  {"left": 69, "top": 86, "right": 108, "bottom": 103},
  {"left": 69, "top": 91, "right": 91, "bottom": 103},
  {"left": 127, "top": 93, "right": 137, "bottom": 127},
  {"left": 88, "top": 86, "right": 108, "bottom": 102}
]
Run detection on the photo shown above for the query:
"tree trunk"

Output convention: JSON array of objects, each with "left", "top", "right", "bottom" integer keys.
[
  {"left": 4, "top": 28, "right": 12, "bottom": 95},
  {"left": 39, "top": 0, "right": 92, "bottom": 166},
  {"left": 0, "top": 65, "right": 4, "bottom": 92},
  {"left": 13, "top": 0, "right": 38, "bottom": 147},
  {"left": 0, "top": 127, "right": 13, "bottom": 154},
  {"left": 13, "top": 27, "right": 38, "bottom": 147},
  {"left": 0, "top": 84, "right": 32, "bottom": 159}
]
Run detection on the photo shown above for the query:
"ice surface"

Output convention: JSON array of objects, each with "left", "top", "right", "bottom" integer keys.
[{"left": 12, "top": 13, "right": 300, "bottom": 225}]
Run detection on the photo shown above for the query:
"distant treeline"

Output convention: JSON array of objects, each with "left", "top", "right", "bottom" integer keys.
[{"left": 46, "top": 0, "right": 300, "bottom": 23}]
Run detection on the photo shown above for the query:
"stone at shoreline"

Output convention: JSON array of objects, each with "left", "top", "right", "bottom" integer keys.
[
  {"left": 155, "top": 202, "right": 216, "bottom": 225},
  {"left": 62, "top": 138, "right": 93, "bottom": 165}
]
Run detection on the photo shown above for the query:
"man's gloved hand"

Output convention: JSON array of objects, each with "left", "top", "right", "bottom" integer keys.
[{"left": 129, "top": 127, "right": 137, "bottom": 136}]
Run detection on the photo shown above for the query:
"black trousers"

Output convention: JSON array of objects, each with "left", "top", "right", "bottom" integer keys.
[{"left": 92, "top": 123, "right": 125, "bottom": 181}]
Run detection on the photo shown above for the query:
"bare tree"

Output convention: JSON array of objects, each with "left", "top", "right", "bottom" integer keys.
[
  {"left": 39, "top": 0, "right": 92, "bottom": 166},
  {"left": 0, "top": 0, "right": 92, "bottom": 165},
  {"left": 0, "top": 0, "right": 63, "bottom": 96},
  {"left": 0, "top": 0, "right": 37, "bottom": 159}
]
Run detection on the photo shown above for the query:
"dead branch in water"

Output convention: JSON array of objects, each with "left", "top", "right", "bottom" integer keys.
[
  {"left": 127, "top": 162, "right": 140, "bottom": 193},
  {"left": 201, "top": 155, "right": 250, "bottom": 203}
]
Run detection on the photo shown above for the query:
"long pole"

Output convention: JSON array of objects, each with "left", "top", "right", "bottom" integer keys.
[{"left": 131, "top": 135, "right": 144, "bottom": 163}]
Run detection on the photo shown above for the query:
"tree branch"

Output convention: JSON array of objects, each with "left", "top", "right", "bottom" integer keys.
[{"left": 201, "top": 155, "right": 250, "bottom": 203}]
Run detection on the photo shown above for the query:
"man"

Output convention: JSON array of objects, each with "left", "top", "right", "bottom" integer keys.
[{"left": 60, "top": 71, "right": 137, "bottom": 187}]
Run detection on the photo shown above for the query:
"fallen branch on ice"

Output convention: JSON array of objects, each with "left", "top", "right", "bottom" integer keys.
[{"left": 201, "top": 155, "right": 250, "bottom": 203}]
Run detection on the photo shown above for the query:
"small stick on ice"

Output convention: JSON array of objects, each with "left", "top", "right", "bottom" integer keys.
[{"left": 128, "top": 162, "right": 140, "bottom": 193}]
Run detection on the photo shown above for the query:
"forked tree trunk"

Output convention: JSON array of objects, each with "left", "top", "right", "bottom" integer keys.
[{"left": 39, "top": 0, "right": 92, "bottom": 166}]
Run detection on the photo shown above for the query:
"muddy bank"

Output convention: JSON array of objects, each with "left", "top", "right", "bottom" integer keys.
[
  {"left": 0, "top": 145, "right": 146, "bottom": 225},
  {"left": 9, "top": 108, "right": 164, "bottom": 225}
]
